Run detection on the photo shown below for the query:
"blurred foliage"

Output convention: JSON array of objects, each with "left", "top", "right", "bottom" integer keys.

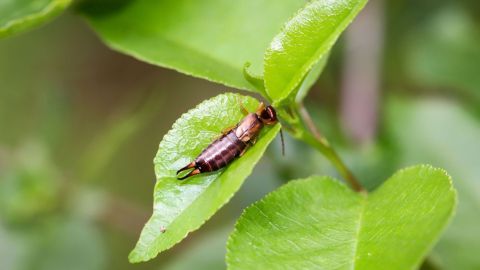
[
  {"left": 160, "top": 225, "right": 232, "bottom": 270},
  {"left": 403, "top": 6, "right": 480, "bottom": 103},
  {"left": 387, "top": 98, "right": 480, "bottom": 269},
  {"left": 0, "top": 142, "right": 60, "bottom": 224},
  {"left": 0, "top": 0, "right": 71, "bottom": 38},
  {"left": 0, "top": 0, "right": 480, "bottom": 269}
]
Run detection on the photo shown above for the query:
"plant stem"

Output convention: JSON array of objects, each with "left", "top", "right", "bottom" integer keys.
[
  {"left": 300, "top": 128, "right": 365, "bottom": 193},
  {"left": 298, "top": 101, "right": 323, "bottom": 139},
  {"left": 280, "top": 103, "right": 365, "bottom": 193}
]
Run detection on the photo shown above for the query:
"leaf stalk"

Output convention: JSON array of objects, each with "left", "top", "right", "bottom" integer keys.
[{"left": 279, "top": 103, "right": 365, "bottom": 193}]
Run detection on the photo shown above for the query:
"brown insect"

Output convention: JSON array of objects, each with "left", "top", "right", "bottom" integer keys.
[{"left": 176, "top": 102, "right": 281, "bottom": 180}]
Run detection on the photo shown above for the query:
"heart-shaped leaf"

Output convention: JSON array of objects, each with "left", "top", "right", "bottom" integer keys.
[
  {"left": 264, "top": 0, "right": 367, "bottom": 104},
  {"left": 0, "top": 0, "right": 71, "bottom": 38},
  {"left": 79, "top": 0, "right": 306, "bottom": 92},
  {"left": 129, "top": 93, "right": 280, "bottom": 263},
  {"left": 227, "top": 165, "right": 456, "bottom": 269}
]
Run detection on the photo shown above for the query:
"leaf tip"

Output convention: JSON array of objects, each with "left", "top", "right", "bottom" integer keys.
[
  {"left": 127, "top": 250, "right": 142, "bottom": 264},
  {"left": 128, "top": 244, "right": 157, "bottom": 264}
]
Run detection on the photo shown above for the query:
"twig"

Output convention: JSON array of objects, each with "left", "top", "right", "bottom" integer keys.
[
  {"left": 298, "top": 101, "right": 323, "bottom": 140},
  {"left": 283, "top": 105, "right": 365, "bottom": 193},
  {"left": 299, "top": 129, "right": 365, "bottom": 193}
]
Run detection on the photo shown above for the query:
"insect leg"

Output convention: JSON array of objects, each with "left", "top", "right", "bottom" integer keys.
[
  {"left": 211, "top": 126, "right": 234, "bottom": 141},
  {"left": 177, "top": 168, "right": 201, "bottom": 180},
  {"left": 255, "top": 102, "right": 266, "bottom": 115},
  {"left": 221, "top": 125, "right": 236, "bottom": 135},
  {"left": 238, "top": 97, "right": 250, "bottom": 115},
  {"left": 239, "top": 145, "right": 250, "bottom": 157}
]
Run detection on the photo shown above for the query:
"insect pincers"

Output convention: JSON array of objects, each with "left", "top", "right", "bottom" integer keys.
[{"left": 176, "top": 102, "right": 280, "bottom": 180}]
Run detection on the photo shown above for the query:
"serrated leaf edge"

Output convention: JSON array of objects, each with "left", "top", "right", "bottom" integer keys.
[
  {"left": 264, "top": 0, "right": 368, "bottom": 103},
  {"left": 129, "top": 93, "right": 280, "bottom": 263},
  {"left": 225, "top": 175, "right": 351, "bottom": 267},
  {"left": 226, "top": 165, "right": 457, "bottom": 269}
]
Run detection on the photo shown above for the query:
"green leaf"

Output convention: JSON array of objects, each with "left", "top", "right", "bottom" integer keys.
[
  {"left": 129, "top": 93, "right": 280, "bottom": 263},
  {"left": 79, "top": 0, "right": 306, "bottom": 92},
  {"left": 295, "top": 53, "right": 329, "bottom": 102},
  {"left": 387, "top": 98, "right": 480, "bottom": 269},
  {"left": 227, "top": 166, "right": 456, "bottom": 269},
  {"left": 0, "top": 0, "right": 71, "bottom": 38},
  {"left": 264, "top": 0, "right": 367, "bottom": 104}
]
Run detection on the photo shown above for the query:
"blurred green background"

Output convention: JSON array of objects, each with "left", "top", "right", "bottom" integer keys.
[{"left": 0, "top": 0, "right": 479, "bottom": 269}]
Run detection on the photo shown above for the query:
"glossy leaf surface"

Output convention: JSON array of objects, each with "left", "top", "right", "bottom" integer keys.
[
  {"left": 129, "top": 93, "right": 280, "bottom": 263},
  {"left": 80, "top": 0, "right": 306, "bottom": 92},
  {"left": 264, "top": 0, "right": 367, "bottom": 103},
  {"left": 295, "top": 53, "right": 329, "bottom": 102},
  {"left": 227, "top": 166, "right": 456, "bottom": 269},
  {"left": 0, "top": 0, "right": 71, "bottom": 38}
]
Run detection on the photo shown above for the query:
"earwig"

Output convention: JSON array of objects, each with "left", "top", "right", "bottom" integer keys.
[{"left": 176, "top": 102, "right": 279, "bottom": 180}]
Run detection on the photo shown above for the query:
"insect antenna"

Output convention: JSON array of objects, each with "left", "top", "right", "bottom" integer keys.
[{"left": 279, "top": 129, "right": 285, "bottom": 156}]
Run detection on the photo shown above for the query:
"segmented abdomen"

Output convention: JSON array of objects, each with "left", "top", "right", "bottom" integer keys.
[{"left": 195, "top": 131, "right": 247, "bottom": 172}]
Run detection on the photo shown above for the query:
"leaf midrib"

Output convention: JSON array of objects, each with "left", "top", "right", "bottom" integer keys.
[{"left": 351, "top": 196, "right": 367, "bottom": 269}]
